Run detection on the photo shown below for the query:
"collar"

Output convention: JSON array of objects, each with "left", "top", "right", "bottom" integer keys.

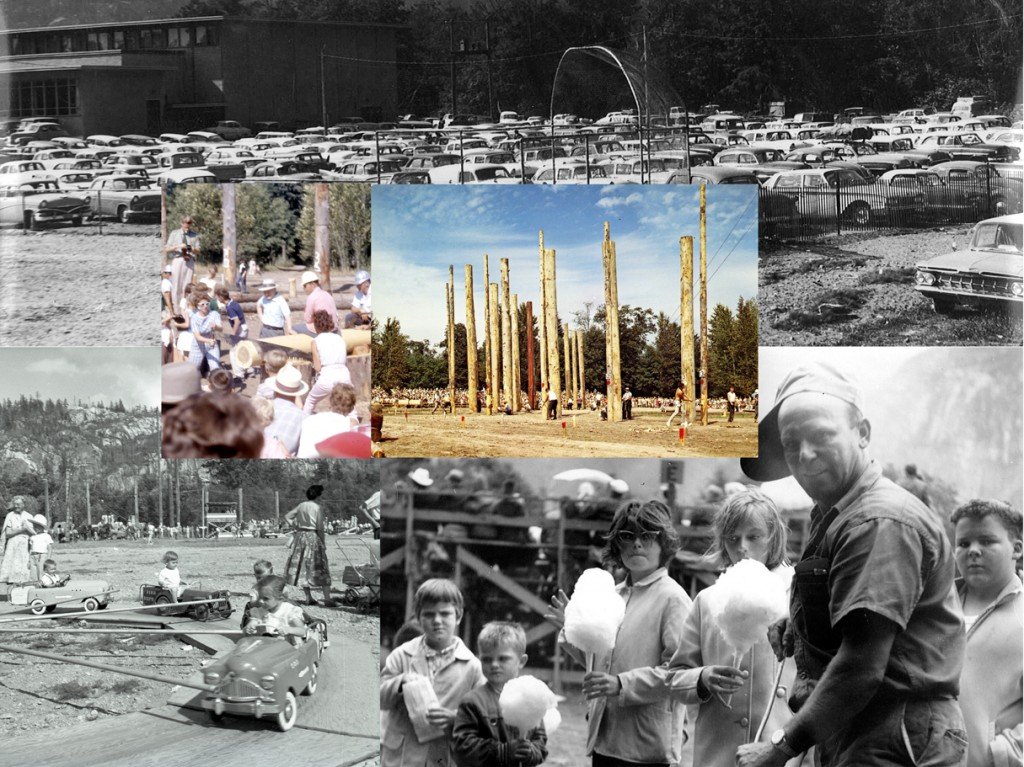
[
  {"left": 622, "top": 566, "right": 667, "bottom": 589},
  {"left": 401, "top": 635, "right": 476, "bottom": 661},
  {"left": 956, "top": 572, "right": 1023, "bottom": 612},
  {"left": 812, "top": 459, "right": 882, "bottom": 520}
]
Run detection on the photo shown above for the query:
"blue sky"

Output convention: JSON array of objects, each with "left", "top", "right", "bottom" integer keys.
[{"left": 373, "top": 185, "right": 758, "bottom": 343}]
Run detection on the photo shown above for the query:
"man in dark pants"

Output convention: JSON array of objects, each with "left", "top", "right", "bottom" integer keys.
[
  {"left": 738, "top": 363, "right": 967, "bottom": 767},
  {"left": 622, "top": 386, "right": 633, "bottom": 420}
]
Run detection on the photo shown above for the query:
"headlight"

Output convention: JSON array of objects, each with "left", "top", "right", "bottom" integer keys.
[
  {"left": 260, "top": 675, "right": 276, "bottom": 691},
  {"left": 1012, "top": 282, "right": 1023, "bottom": 297},
  {"left": 131, "top": 195, "right": 140, "bottom": 206},
  {"left": 915, "top": 271, "right": 935, "bottom": 286},
  {"left": 38, "top": 200, "right": 48, "bottom": 209},
  {"left": 203, "top": 671, "right": 221, "bottom": 684}
]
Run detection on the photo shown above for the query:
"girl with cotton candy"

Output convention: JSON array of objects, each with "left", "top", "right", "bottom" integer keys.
[
  {"left": 546, "top": 500, "right": 692, "bottom": 767},
  {"left": 665, "top": 489, "right": 807, "bottom": 767}
]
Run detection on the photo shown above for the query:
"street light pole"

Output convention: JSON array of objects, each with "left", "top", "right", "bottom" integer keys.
[{"left": 320, "top": 44, "right": 328, "bottom": 129}]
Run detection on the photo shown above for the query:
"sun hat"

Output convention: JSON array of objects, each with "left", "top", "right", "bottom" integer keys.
[
  {"left": 257, "top": 278, "right": 278, "bottom": 292},
  {"left": 270, "top": 363, "right": 310, "bottom": 398},
  {"left": 740, "top": 362, "right": 865, "bottom": 483},
  {"left": 408, "top": 467, "right": 433, "bottom": 487},
  {"left": 162, "top": 264, "right": 172, "bottom": 273},
  {"left": 162, "top": 362, "right": 202, "bottom": 405},
  {"left": 32, "top": 514, "right": 48, "bottom": 529},
  {"left": 354, "top": 270, "right": 370, "bottom": 286},
  {"left": 300, "top": 271, "right": 320, "bottom": 286},
  {"left": 610, "top": 479, "right": 629, "bottom": 495}
]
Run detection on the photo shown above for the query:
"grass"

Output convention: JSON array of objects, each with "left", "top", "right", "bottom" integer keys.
[
  {"left": 91, "top": 635, "right": 126, "bottom": 653},
  {"left": 108, "top": 679, "right": 144, "bottom": 695},
  {"left": 26, "top": 634, "right": 61, "bottom": 650},
  {"left": 49, "top": 680, "right": 105, "bottom": 701}
]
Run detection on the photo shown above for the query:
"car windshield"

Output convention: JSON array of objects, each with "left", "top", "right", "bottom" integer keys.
[
  {"left": 719, "top": 175, "right": 759, "bottom": 184},
  {"left": 972, "top": 222, "right": 1023, "bottom": 254},
  {"left": 476, "top": 167, "right": 511, "bottom": 180}
]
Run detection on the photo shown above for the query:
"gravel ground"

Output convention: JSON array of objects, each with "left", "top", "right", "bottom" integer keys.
[
  {"left": 760, "top": 226, "right": 1023, "bottom": 346},
  {"left": 0, "top": 221, "right": 160, "bottom": 347},
  {"left": 0, "top": 535, "right": 379, "bottom": 738}
]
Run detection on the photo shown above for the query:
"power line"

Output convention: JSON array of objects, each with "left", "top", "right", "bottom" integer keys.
[
  {"left": 709, "top": 215, "right": 759, "bottom": 282},
  {"left": 707, "top": 193, "right": 756, "bottom": 273}
]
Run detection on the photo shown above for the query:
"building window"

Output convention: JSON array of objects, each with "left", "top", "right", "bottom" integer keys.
[
  {"left": 113, "top": 30, "right": 124, "bottom": 49},
  {"left": 6, "top": 78, "right": 79, "bottom": 118},
  {"left": 85, "top": 31, "right": 111, "bottom": 51},
  {"left": 168, "top": 27, "right": 179, "bottom": 47}
]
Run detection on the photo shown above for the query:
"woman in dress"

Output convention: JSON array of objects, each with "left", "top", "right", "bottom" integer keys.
[
  {"left": 188, "top": 295, "right": 222, "bottom": 373},
  {"left": 0, "top": 496, "right": 34, "bottom": 584},
  {"left": 284, "top": 484, "right": 334, "bottom": 606}
]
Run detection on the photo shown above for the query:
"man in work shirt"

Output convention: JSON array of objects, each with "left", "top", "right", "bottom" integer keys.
[{"left": 738, "top": 363, "right": 966, "bottom": 767}]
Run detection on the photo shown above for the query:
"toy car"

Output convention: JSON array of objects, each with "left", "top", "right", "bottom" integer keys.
[
  {"left": 10, "top": 580, "right": 115, "bottom": 615},
  {"left": 139, "top": 585, "right": 233, "bottom": 621},
  {"left": 201, "top": 622, "right": 326, "bottom": 731}
]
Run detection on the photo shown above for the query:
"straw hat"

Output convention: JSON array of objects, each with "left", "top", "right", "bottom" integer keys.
[
  {"left": 300, "top": 271, "right": 320, "bottom": 286},
  {"left": 32, "top": 514, "right": 48, "bottom": 529},
  {"left": 257, "top": 278, "right": 278, "bottom": 292},
  {"left": 162, "top": 362, "right": 202, "bottom": 405},
  {"left": 271, "top": 363, "right": 309, "bottom": 398},
  {"left": 233, "top": 340, "right": 263, "bottom": 371}
]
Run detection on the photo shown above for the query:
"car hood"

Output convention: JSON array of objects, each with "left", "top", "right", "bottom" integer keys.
[
  {"left": 220, "top": 636, "right": 301, "bottom": 675},
  {"left": 917, "top": 250, "right": 1023, "bottom": 277}
]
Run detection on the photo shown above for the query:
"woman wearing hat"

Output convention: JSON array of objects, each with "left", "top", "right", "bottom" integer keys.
[
  {"left": 256, "top": 278, "right": 293, "bottom": 338},
  {"left": 345, "top": 270, "right": 371, "bottom": 328},
  {"left": 284, "top": 484, "right": 334, "bottom": 607},
  {"left": 0, "top": 496, "right": 35, "bottom": 584}
]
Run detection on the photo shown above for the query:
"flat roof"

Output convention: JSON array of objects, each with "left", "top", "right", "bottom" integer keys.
[
  {"left": 0, "top": 60, "right": 174, "bottom": 75},
  {"left": 3, "top": 15, "right": 404, "bottom": 34}
]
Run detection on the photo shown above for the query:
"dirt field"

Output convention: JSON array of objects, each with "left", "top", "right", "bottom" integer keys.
[
  {"left": 760, "top": 227, "right": 1023, "bottom": 346},
  {"left": 376, "top": 407, "right": 757, "bottom": 457},
  {"left": 0, "top": 222, "right": 160, "bottom": 347},
  {"left": 0, "top": 535, "right": 378, "bottom": 741}
]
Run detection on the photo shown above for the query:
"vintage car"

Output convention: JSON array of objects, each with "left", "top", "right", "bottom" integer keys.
[
  {"left": 914, "top": 213, "right": 1023, "bottom": 314},
  {"left": 388, "top": 169, "right": 431, "bottom": 184},
  {"left": 201, "top": 622, "right": 326, "bottom": 731},
  {"left": 762, "top": 167, "right": 896, "bottom": 224},
  {"left": 876, "top": 169, "right": 987, "bottom": 221},
  {"left": 10, "top": 579, "right": 115, "bottom": 614},
  {"left": 87, "top": 175, "right": 161, "bottom": 222},
  {"left": 929, "top": 161, "right": 1024, "bottom": 217},
  {"left": 140, "top": 584, "right": 233, "bottom": 621},
  {"left": 0, "top": 178, "right": 89, "bottom": 229},
  {"left": 206, "top": 120, "right": 252, "bottom": 141},
  {"left": 667, "top": 166, "right": 761, "bottom": 184}
]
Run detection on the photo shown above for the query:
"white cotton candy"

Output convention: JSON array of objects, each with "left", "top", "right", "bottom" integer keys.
[
  {"left": 499, "top": 675, "right": 559, "bottom": 734},
  {"left": 563, "top": 568, "right": 625, "bottom": 655},
  {"left": 542, "top": 706, "right": 562, "bottom": 735},
  {"left": 707, "top": 559, "right": 790, "bottom": 655}
]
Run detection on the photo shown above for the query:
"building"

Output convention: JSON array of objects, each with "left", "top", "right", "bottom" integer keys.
[{"left": 0, "top": 15, "right": 400, "bottom": 135}]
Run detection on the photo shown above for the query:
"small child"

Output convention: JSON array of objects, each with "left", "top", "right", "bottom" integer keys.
[
  {"left": 666, "top": 489, "right": 803, "bottom": 767},
  {"left": 244, "top": 574, "right": 307, "bottom": 647},
  {"left": 39, "top": 559, "right": 69, "bottom": 587},
  {"left": 452, "top": 622, "right": 548, "bottom": 767},
  {"left": 29, "top": 514, "right": 53, "bottom": 583},
  {"left": 951, "top": 499, "right": 1023, "bottom": 767},
  {"left": 257, "top": 349, "right": 290, "bottom": 399},
  {"left": 380, "top": 578, "right": 485, "bottom": 767},
  {"left": 240, "top": 559, "right": 275, "bottom": 630},
  {"left": 157, "top": 550, "right": 187, "bottom": 602}
]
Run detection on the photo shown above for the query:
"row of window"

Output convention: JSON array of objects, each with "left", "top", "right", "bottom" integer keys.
[
  {"left": 5, "top": 79, "right": 79, "bottom": 118},
  {"left": 7, "top": 24, "right": 219, "bottom": 56}
]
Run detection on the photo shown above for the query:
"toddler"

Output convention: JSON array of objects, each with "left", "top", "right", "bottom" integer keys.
[
  {"left": 240, "top": 559, "right": 275, "bottom": 629},
  {"left": 256, "top": 349, "right": 290, "bottom": 399},
  {"left": 244, "top": 574, "right": 306, "bottom": 647},
  {"left": 452, "top": 622, "right": 547, "bottom": 767},
  {"left": 39, "top": 559, "right": 69, "bottom": 587},
  {"left": 157, "top": 550, "right": 187, "bottom": 602},
  {"left": 381, "top": 578, "right": 485, "bottom": 767},
  {"left": 29, "top": 514, "right": 53, "bottom": 583}
]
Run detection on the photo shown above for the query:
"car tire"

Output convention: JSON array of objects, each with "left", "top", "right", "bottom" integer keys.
[
  {"left": 83, "top": 597, "right": 100, "bottom": 612},
  {"left": 117, "top": 206, "right": 131, "bottom": 224},
  {"left": 30, "top": 599, "right": 47, "bottom": 616},
  {"left": 192, "top": 604, "right": 210, "bottom": 622},
  {"left": 97, "top": 602, "right": 107, "bottom": 609},
  {"left": 26, "top": 212, "right": 40, "bottom": 231},
  {"left": 844, "top": 201, "right": 871, "bottom": 226},
  {"left": 45, "top": 604, "right": 57, "bottom": 613},
  {"left": 275, "top": 690, "right": 298, "bottom": 732},
  {"left": 932, "top": 296, "right": 957, "bottom": 315},
  {"left": 302, "top": 664, "right": 318, "bottom": 696},
  {"left": 156, "top": 594, "right": 170, "bottom": 616},
  {"left": 71, "top": 215, "right": 83, "bottom": 227}
]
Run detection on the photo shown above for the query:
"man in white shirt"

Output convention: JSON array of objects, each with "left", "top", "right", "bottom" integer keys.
[{"left": 345, "top": 270, "right": 371, "bottom": 327}]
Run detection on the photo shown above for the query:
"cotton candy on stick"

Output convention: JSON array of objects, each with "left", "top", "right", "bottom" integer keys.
[
  {"left": 563, "top": 568, "right": 625, "bottom": 671},
  {"left": 499, "top": 675, "right": 560, "bottom": 735}
]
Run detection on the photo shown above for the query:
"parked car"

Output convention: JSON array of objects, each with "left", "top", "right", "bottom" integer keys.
[
  {"left": 140, "top": 584, "right": 233, "bottom": 621},
  {"left": 0, "top": 177, "right": 89, "bottom": 229},
  {"left": 667, "top": 166, "right": 760, "bottom": 184},
  {"left": 388, "top": 170, "right": 431, "bottom": 183},
  {"left": 246, "top": 160, "right": 321, "bottom": 181},
  {"left": 930, "top": 161, "right": 1024, "bottom": 217},
  {"left": 9, "top": 122, "right": 68, "bottom": 144},
  {"left": 201, "top": 621, "right": 326, "bottom": 731},
  {"left": 87, "top": 175, "right": 161, "bottom": 222},
  {"left": 876, "top": 168, "right": 986, "bottom": 221},
  {"left": 914, "top": 213, "right": 1023, "bottom": 313},
  {"left": 427, "top": 163, "right": 519, "bottom": 184},
  {"left": 762, "top": 167, "right": 894, "bottom": 224},
  {"left": 206, "top": 120, "right": 252, "bottom": 141},
  {"left": 9, "top": 579, "right": 115, "bottom": 614}
]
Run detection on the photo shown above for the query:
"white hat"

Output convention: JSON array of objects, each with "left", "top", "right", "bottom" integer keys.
[
  {"left": 408, "top": 467, "right": 433, "bottom": 487},
  {"left": 610, "top": 479, "right": 629, "bottom": 495},
  {"left": 32, "top": 513, "right": 48, "bottom": 529},
  {"left": 300, "top": 271, "right": 320, "bottom": 286},
  {"left": 271, "top": 364, "right": 309, "bottom": 397},
  {"left": 162, "top": 264, "right": 172, "bottom": 273},
  {"left": 257, "top": 278, "right": 278, "bottom": 292}
]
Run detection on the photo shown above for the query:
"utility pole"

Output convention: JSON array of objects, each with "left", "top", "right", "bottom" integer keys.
[{"left": 320, "top": 44, "right": 328, "bottom": 129}]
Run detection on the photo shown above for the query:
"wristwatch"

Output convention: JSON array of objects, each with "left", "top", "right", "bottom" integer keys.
[{"left": 770, "top": 728, "right": 799, "bottom": 758}]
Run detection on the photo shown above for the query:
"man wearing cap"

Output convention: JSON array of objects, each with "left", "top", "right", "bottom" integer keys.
[
  {"left": 294, "top": 271, "right": 338, "bottom": 337},
  {"left": 737, "top": 363, "right": 966, "bottom": 767},
  {"left": 346, "top": 270, "right": 371, "bottom": 328},
  {"left": 165, "top": 216, "right": 200, "bottom": 307},
  {"left": 256, "top": 278, "right": 293, "bottom": 338},
  {"left": 265, "top": 363, "right": 308, "bottom": 455}
]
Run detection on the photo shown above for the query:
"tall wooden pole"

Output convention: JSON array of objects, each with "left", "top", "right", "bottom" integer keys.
[
  {"left": 537, "top": 231, "right": 548, "bottom": 396},
  {"left": 525, "top": 301, "right": 536, "bottom": 410},
  {"left": 543, "top": 248, "right": 561, "bottom": 417},
  {"left": 483, "top": 255, "right": 493, "bottom": 414},
  {"left": 314, "top": 182, "right": 331, "bottom": 293},
  {"left": 221, "top": 183, "right": 236, "bottom": 285},
  {"left": 464, "top": 264, "right": 479, "bottom": 413},
  {"left": 562, "top": 324, "right": 572, "bottom": 411},
  {"left": 510, "top": 292, "right": 521, "bottom": 411},
  {"left": 700, "top": 185, "right": 709, "bottom": 426},
  {"left": 576, "top": 329, "right": 585, "bottom": 409},
  {"left": 602, "top": 223, "right": 622, "bottom": 422},
  {"left": 133, "top": 477, "right": 139, "bottom": 524},
  {"left": 85, "top": 481, "right": 91, "bottom": 527},
  {"left": 157, "top": 463, "right": 163, "bottom": 528},
  {"left": 500, "top": 258, "right": 513, "bottom": 410},
  {"left": 680, "top": 235, "right": 695, "bottom": 425},
  {"left": 488, "top": 283, "right": 501, "bottom": 414},
  {"left": 447, "top": 266, "right": 456, "bottom": 415}
]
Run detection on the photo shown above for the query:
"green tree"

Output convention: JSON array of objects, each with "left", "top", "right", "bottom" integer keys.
[
  {"left": 373, "top": 317, "right": 410, "bottom": 391},
  {"left": 707, "top": 303, "right": 736, "bottom": 397}
]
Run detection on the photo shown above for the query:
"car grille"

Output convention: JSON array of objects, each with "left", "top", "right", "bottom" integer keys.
[
  {"left": 936, "top": 273, "right": 1014, "bottom": 296},
  {"left": 219, "top": 677, "right": 264, "bottom": 700},
  {"left": 133, "top": 199, "right": 160, "bottom": 212}
]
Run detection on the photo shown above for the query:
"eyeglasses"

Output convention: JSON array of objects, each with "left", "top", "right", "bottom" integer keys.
[
  {"left": 616, "top": 530, "right": 659, "bottom": 546},
  {"left": 198, "top": 302, "right": 210, "bottom": 308}
]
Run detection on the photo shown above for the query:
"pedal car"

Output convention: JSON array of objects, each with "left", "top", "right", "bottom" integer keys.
[
  {"left": 11, "top": 580, "right": 115, "bottom": 615},
  {"left": 201, "top": 621, "right": 326, "bottom": 731},
  {"left": 139, "top": 585, "right": 233, "bottom": 621}
]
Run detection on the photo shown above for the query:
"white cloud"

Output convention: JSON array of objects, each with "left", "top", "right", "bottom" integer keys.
[{"left": 25, "top": 358, "right": 79, "bottom": 375}]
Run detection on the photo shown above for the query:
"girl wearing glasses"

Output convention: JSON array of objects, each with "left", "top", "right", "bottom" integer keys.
[{"left": 547, "top": 500, "right": 693, "bottom": 767}]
